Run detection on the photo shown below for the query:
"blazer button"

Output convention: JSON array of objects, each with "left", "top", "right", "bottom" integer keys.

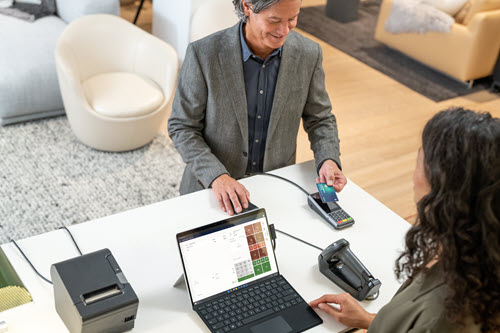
[{"left": 243, "top": 152, "right": 248, "bottom": 157}]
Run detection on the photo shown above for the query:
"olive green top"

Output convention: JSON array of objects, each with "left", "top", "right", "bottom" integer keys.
[{"left": 367, "top": 265, "right": 480, "bottom": 333}]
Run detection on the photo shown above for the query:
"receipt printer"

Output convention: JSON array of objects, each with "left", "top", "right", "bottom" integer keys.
[{"left": 50, "top": 249, "right": 138, "bottom": 333}]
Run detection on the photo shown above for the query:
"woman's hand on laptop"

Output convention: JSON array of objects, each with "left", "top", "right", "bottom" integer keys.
[
  {"left": 211, "top": 174, "right": 250, "bottom": 215},
  {"left": 309, "top": 293, "right": 376, "bottom": 329}
]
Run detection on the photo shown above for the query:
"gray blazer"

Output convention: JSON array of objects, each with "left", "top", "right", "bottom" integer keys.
[{"left": 168, "top": 23, "right": 341, "bottom": 195}]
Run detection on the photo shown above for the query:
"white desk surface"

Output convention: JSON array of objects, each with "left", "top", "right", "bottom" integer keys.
[{"left": 1, "top": 160, "right": 411, "bottom": 332}]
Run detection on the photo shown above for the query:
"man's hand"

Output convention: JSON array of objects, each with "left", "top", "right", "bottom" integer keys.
[
  {"left": 211, "top": 174, "right": 250, "bottom": 216},
  {"left": 309, "top": 293, "right": 376, "bottom": 329},
  {"left": 317, "top": 160, "right": 347, "bottom": 192}
]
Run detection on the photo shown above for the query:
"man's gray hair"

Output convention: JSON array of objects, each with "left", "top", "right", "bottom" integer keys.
[{"left": 232, "top": 0, "right": 282, "bottom": 22}]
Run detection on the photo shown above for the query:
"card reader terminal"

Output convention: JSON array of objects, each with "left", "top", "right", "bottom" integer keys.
[{"left": 307, "top": 192, "right": 354, "bottom": 229}]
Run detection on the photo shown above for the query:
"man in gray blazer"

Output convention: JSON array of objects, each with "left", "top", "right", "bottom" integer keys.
[{"left": 168, "top": 0, "right": 346, "bottom": 215}]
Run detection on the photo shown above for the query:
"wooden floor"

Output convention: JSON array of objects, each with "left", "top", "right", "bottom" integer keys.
[{"left": 121, "top": 1, "right": 500, "bottom": 223}]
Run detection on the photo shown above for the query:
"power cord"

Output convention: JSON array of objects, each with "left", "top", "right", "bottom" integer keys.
[
  {"left": 9, "top": 238, "right": 53, "bottom": 285},
  {"left": 259, "top": 174, "right": 380, "bottom": 301},
  {"left": 271, "top": 227, "right": 379, "bottom": 301},
  {"left": 59, "top": 226, "right": 83, "bottom": 255},
  {"left": 259, "top": 173, "right": 310, "bottom": 196},
  {"left": 274, "top": 228, "right": 323, "bottom": 251},
  {"left": 260, "top": 173, "right": 323, "bottom": 251},
  {"left": 9, "top": 226, "right": 83, "bottom": 285}
]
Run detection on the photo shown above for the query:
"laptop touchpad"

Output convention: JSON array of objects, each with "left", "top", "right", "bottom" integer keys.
[{"left": 250, "top": 316, "right": 292, "bottom": 333}]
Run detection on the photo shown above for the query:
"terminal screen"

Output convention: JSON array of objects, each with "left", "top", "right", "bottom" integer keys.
[
  {"left": 178, "top": 215, "right": 278, "bottom": 303},
  {"left": 312, "top": 193, "right": 340, "bottom": 213}
]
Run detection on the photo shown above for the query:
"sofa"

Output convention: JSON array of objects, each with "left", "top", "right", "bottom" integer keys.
[
  {"left": 0, "top": 0, "right": 120, "bottom": 125},
  {"left": 375, "top": 0, "right": 500, "bottom": 83}
]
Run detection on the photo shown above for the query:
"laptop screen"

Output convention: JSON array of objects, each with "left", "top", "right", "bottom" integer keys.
[{"left": 177, "top": 209, "right": 279, "bottom": 304}]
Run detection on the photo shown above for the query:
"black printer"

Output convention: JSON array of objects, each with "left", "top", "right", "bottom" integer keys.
[{"left": 50, "top": 248, "right": 139, "bottom": 333}]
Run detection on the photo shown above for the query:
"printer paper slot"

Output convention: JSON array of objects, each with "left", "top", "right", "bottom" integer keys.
[{"left": 82, "top": 284, "right": 122, "bottom": 305}]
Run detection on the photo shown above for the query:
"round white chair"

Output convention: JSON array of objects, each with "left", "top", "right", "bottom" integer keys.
[
  {"left": 55, "top": 14, "right": 178, "bottom": 152},
  {"left": 190, "top": 0, "right": 240, "bottom": 42},
  {"left": 152, "top": 0, "right": 239, "bottom": 62}
]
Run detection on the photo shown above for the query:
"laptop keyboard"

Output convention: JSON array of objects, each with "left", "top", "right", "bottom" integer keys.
[{"left": 196, "top": 275, "right": 305, "bottom": 333}]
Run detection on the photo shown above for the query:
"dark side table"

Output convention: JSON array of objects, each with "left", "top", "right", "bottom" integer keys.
[{"left": 326, "top": 0, "right": 360, "bottom": 23}]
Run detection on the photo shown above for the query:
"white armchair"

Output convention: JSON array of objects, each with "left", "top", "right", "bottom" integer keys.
[
  {"left": 153, "top": 0, "right": 239, "bottom": 62},
  {"left": 55, "top": 14, "right": 178, "bottom": 152},
  {"left": 190, "top": 0, "right": 240, "bottom": 42}
]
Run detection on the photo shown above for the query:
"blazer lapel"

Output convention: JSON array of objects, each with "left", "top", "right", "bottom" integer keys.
[
  {"left": 266, "top": 35, "right": 300, "bottom": 147},
  {"left": 218, "top": 23, "right": 248, "bottom": 150},
  {"left": 411, "top": 265, "right": 446, "bottom": 302}
]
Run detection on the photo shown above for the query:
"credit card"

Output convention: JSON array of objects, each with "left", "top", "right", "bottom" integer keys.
[{"left": 316, "top": 183, "right": 339, "bottom": 203}]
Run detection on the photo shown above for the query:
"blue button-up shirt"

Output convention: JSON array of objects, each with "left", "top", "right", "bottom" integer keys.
[{"left": 240, "top": 22, "right": 282, "bottom": 174}]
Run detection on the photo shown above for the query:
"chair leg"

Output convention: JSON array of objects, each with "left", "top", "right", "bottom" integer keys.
[
  {"left": 133, "top": 0, "right": 146, "bottom": 25},
  {"left": 467, "top": 80, "right": 474, "bottom": 89}
]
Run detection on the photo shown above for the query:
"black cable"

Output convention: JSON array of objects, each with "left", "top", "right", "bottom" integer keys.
[
  {"left": 9, "top": 239, "right": 52, "bottom": 285},
  {"left": 258, "top": 174, "right": 321, "bottom": 250},
  {"left": 257, "top": 174, "right": 380, "bottom": 301},
  {"left": 59, "top": 226, "right": 83, "bottom": 255},
  {"left": 9, "top": 226, "right": 83, "bottom": 286},
  {"left": 259, "top": 173, "right": 310, "bottom": 196},
  {"left": 275, "top": 228, "right": 323, "bottom": 251},
  {"left": 273, "top": 228, "right": 379, "bottom": 301}
]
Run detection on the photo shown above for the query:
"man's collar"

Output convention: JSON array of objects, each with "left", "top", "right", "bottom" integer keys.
[
  {"left": 239, "top": 21, "right": 282, "bottom": 62},
  {"left": 239, "top": 21, "right": 253, "bottom": 62}
]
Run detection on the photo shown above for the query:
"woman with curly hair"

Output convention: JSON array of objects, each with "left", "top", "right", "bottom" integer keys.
[{"left": 310, "top": 108, "right": 500, "bottom": 332}]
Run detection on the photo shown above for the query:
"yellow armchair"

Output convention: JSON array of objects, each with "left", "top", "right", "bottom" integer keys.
[{"left": 375, "top": 0, "right": 500, "bottom": 82}]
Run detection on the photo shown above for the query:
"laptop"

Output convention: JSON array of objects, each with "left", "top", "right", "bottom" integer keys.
[{"left": 176, "top": 208, "right": 322, "bottom": 333}]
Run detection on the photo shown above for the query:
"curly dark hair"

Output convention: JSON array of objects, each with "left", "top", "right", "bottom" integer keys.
[{"left": 395, "top": 107, "right": 500, "bottom": 332}]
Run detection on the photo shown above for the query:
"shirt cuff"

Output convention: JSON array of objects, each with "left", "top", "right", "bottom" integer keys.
[
  {"left": 208, "top": 172, "right": 229, "bottom": 188},
  {"left": 317, "top": 159, "right": 342, "bottom": 175}
]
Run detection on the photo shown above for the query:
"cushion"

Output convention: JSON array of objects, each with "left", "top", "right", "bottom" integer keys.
[
  {"left": 0, "top": 0, "right": 56, "bottom": 22},
  {"left": 83, "top": 72, "right": 164, "bottom": 118},
  {"left": 55, "top": 0, "right": 120, "bottom": 24},
  {"left": 0, "top": 15, "right": 66, "bottom": 124},
  {"left": 0, "top": 0, "right": 13, "bottom": 8},
  {"left": 422, "top": 0, "right": 468, "bottom": 15},
  {"left": 455, "top": 0, "right": 500, "bottom": 24},
  {"left": 385, "top": 0, "right": 455, "bottom": 34}
]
